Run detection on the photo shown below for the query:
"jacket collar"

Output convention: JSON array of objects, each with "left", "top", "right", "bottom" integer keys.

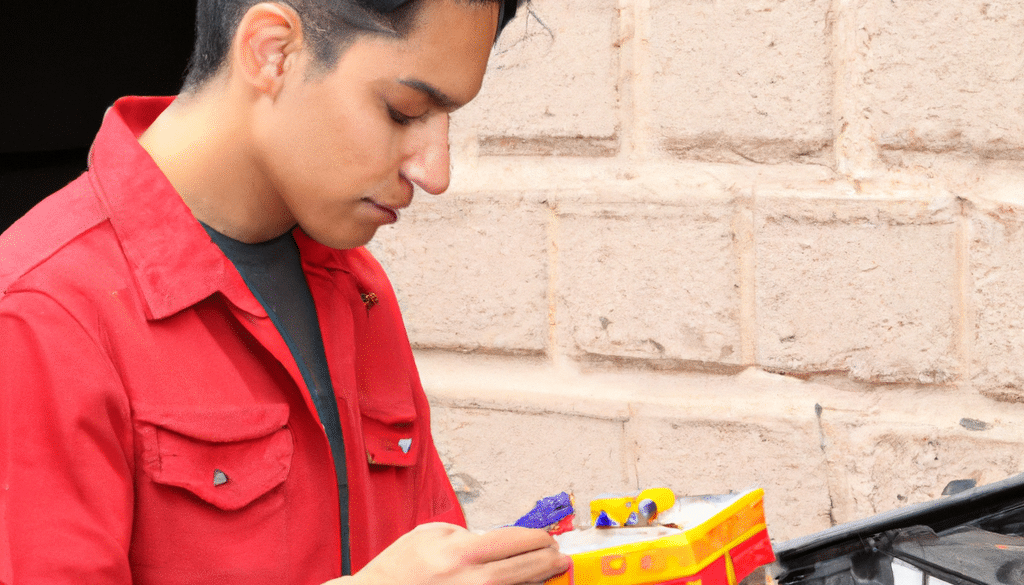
[
  {"left": 91, "top": 96, "right": 360, "bottom": 320},
  {"left": 90, "top": 96, "right": 265, "bottom": 320}
]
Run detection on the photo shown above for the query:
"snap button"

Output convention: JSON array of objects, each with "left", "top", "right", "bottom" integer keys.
[{"left": 213, "top": 469, "right": 229, "bottom": 486}]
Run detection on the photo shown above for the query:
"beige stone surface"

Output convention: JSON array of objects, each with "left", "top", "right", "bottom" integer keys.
[
  {"left": 367, "top": 194, "right": 549, "bottom": 353},
  {"left": 555, "top": 198, "right": 743, "bottom": 365},
  {"left": 430, "top": 406, "right": 634, "bottom": 531},
  {"left": 627, "top": 405, "right": 832, "bottom": 541},
  {"left": 372, "top": 0, "right": 1024, "bottom": 550},
  {"left": 419, "top": 353, "right": 1024, "bottom": 541},
  {"left": 452, "top": 0, "right": 620, "bottom": 153},
  {"left": 820, "top": 404, "right": 1024, "bottom": 524},
  {"left": 856, "top": 0, "right": 1024, "bottom": 160},
  {"left": 420, "top": 353, "right": 844, "bottom": 540},
  {"left": 969, "top": 196, "right": 1024, "bottom": 400},
  {"left": 755, "top": 191, "right": 959, "bottom": 383},
  {"left": 648, "top": 0, "right": 833, "bottom": 164},
  {"left": 446, "top": 155, "right": 838, "bottom": 201}
]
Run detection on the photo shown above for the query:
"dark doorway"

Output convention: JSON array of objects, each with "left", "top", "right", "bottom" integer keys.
[{"left": 2, "top": 2, "right": 196, "bottom": 230}]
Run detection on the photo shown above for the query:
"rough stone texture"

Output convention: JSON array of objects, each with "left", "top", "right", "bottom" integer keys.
[
  {"left": 555, "top": 198, "right": 742, "bottom": 365},
  {"left": 969, "top": 197, "right": 1024, "bottom": 401},
  {"left": 755, "top": 191, "right": 959, "bottom": 383},
  {"left": 649, "top": 0, "right": 833, "bottom": 164},
  {"left": 810, "top": 384, "right": 1024, "bottom": 524},
  {"left": 452, "top": 0, "right": 620, "bottom": 154},
  {"left": 858, "top": 0, "right": 1024, "bottom": 161},
  {"left": 821, "top": 416, "right": 1024, "bottom": 524},
  {"left": 419, "top": 352, "right": 1024, "bottom": 543},
  {"left": 430, "top": 405, "right": 634, "bottom": 531},
  {"left": 627, "top": 405, "right": 832, "bottom": 542},
  {"left": 375, "top": 0, "right": 1024, "bottom": 549},
  {"left": 420, "top": 354, "right": 843, "bottom": 541},
  {"left": 367, "top": 194, "right": 549, "bottom": 353}
]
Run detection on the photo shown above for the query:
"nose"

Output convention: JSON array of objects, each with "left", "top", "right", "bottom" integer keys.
[{"left": 400, "top": 113, "right": 451, "bottom": 195}]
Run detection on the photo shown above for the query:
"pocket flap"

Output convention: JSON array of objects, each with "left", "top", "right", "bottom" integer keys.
[
  {"left": 134, "top": 404, "right": 289, "bottom": 442},
  {"left": 135, "top": 404, "right": 293, "bottom": 511},
  {"left": 363, "top": 415, "right": 419, "bottom": 467}
]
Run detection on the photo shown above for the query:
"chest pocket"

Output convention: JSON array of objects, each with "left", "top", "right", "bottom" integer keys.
[
  {"left": 362, "top": 413, "right": 419, "bottom": 467},
  {"left": 330, "top": 257, "right": 423, "bottom": 469},
  {"left": 134, "top": 404, "right": 293, "bottom": 510},
  {"left": 353, "top": 328, "right": 422, "bottom": 468}
]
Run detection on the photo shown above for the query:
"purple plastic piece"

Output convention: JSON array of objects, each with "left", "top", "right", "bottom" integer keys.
[
  {"left": 639, "top": 498, "right": 658, "bottom": 519},
  {"left": 594, "top": 510, "right": 617, "bottom": 528},
  {"left": 513, "top": 492, "right": 574, "bottom": 529}
]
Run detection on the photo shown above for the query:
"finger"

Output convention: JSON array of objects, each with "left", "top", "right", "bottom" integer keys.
[
  {"left": 469, "top": 527, "right": 559, "bottom": 563},
  {"left": 477, "top": 544, "right": 571, "bottom": 585},
  {"left": 411, "top": 521, "right": 463, "bottom": 535}
]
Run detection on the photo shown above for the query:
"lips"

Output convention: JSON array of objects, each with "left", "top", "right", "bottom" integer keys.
[
  {"left": 362, "top": 195, "right": 407, "bottom": 225},
  {"left": 367, "top": 200, "right": 399, "bottom": 223},
  {"left": 364, "top": 179, "right": 412, "bottom": 225}
]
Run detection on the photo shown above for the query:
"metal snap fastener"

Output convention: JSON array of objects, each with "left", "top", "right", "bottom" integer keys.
[{"left": 213, "top": 469, "right": 229, "bottom": 486}]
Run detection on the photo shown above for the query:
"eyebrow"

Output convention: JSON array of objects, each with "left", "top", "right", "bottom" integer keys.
[{"left": 398, "top": 78, "right": 462, "bottom": 110}]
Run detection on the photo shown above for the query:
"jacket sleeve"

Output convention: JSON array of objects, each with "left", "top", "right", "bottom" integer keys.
[
  {"left": 415, "top": 429, "right": 467, "bottom": 528},
  {"left": 0, "top": 290, "right": 135, "bottom": 585}
]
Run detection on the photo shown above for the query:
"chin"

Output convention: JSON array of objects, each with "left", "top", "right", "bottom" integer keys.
[{"left": 306, "top": 225, "right": 378, "bottom": 251}]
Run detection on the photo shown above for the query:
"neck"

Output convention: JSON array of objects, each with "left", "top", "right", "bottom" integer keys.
[{"left": 138, "top": 80, "right": 296, "bottom": 243}]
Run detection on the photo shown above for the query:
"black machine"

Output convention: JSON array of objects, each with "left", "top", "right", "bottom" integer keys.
[{"left": 772, "top": 473, "right": 1024, "bottom": 585}]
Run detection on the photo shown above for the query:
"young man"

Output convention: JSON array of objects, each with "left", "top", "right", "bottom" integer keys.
[{"left": 0, "top": 1, "right": 570, "bottom": 584}]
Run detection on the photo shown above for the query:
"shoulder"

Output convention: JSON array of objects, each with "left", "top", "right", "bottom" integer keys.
[{"left": 0, "top": 173, "right": 121, "bottom": 298}]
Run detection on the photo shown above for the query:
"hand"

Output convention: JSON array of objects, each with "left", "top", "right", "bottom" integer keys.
[{"left": 333, "top": 522, "right": 571, "bottom": 585}]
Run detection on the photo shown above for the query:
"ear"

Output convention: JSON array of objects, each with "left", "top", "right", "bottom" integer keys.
[{"left": 233, "top": 2, "right": 304, "bottom": 96}]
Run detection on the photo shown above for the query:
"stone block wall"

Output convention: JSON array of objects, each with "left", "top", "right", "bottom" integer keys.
[{"left": 367, "top": 0, "right": 1024, "bottom": 543}]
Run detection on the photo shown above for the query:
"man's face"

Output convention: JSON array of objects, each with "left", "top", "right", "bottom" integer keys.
[{"left": 252, "top": 0, "right": 499, "bottom": 249}]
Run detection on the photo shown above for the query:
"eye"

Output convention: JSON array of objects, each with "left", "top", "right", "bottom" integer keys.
[{"left": 387, "top": 105, "right": 417, "bottom": 126}]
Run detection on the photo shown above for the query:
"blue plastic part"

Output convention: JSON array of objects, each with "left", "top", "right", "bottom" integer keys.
[
  {"left": 513, "top": 492, "right": 574, "bottom": 529},
  {"left": 639, "top": 498, "right": 658, "bottom": 519},
  {"left": 594, "top": 510, "right": 618, "bottom": 528},
  {"left": 625, "top": 512, "right": 639, "bottom": 526}
]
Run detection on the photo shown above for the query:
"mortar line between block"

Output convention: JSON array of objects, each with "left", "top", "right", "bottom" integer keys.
[
  {"left": 737, "top": 193, "right": 757, "bottom": 365},
  {"left": 626, "top": 0, "right": 652, "bottom": 163},
  {"left": 547, "top": 201, "right": 562, "bottom": 366},
  {"left": 955, "top": 198, "right": 973, "bottom": 385},
  {"left": 830, "top": 0, "right": 879, "bottom": 180},
  {"left": 614, "top": 0, "right": 635, "bottom": 161}
]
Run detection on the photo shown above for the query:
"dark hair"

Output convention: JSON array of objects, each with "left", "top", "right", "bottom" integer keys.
[{"left": 182, "top": 0, "right": 523, "bottom": 90}]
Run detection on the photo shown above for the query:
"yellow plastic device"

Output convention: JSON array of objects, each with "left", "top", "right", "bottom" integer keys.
[
  {"left": 548, "top": 489, "right": 774, "bottom": 585},
  {"left": 589, "top": 488, "right": 677, "bottom": 527}
]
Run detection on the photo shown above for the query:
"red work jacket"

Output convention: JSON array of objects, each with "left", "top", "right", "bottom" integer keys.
[{"left": 0, "top": 96, "right": 465, "bottom": 585}]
